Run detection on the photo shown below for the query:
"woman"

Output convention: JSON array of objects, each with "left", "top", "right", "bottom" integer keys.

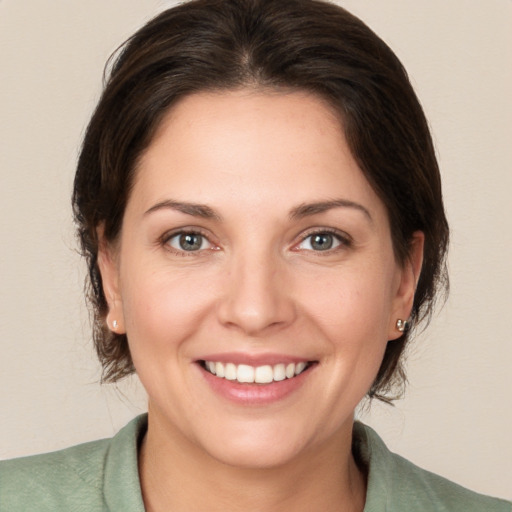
[{"left": 1, "top": 0, "right": 510, "bottom": 510}]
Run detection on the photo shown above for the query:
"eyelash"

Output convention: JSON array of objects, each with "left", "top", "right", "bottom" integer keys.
[
  {"left": 161, "top": 229, "right": 217, "bottom": 256},
  {"left": 294, "top": 228, "right": 352, "bottom": 253},
  {"left": 161, "top": 227, "right": 351, "bottom": 256}
]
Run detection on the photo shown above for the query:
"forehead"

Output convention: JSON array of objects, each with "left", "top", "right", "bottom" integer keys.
[{"left": 131, "top": 89, "right": 384, "bottom": 220}]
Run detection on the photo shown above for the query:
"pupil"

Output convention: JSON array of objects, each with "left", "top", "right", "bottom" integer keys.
[
  {"left": 179, "top": 233, "right": 202, "bottom": 251},
  {"left": 312, "top": 234, "right": 333, "bottom": 250}
]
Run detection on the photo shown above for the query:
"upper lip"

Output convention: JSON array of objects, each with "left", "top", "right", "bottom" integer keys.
[{"left": 197, "top": 352, "right": 314, "bottom": 366}]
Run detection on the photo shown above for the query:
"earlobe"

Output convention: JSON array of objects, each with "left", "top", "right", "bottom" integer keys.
[
  {"left": 97, "top": 226, "right": 125, "bottom": 333},
  {"left": 389, "top": 231, "right": 424, "bottom": 339}
]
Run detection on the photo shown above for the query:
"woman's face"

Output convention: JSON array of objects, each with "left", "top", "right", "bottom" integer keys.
[{"left": 100, "top": 90, "right": 421, "bottom": 468}]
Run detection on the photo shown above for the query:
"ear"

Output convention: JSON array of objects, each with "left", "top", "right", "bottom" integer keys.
[
  {"left": 388, "top": 231, "right": 424, "bottom": 340},
  {"left": 97, "top": 225, "right": 125, "bottom": 334}
]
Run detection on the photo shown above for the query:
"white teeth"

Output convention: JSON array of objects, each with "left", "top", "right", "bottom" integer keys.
[
  {"left": 285, "top": 363, "right": 295, "bottom": 379},
  {"left": 225, "top": 363, "right": 237, "bottom": 380},
  {"left": 254, "top": 365, "right": 273, "bottom": 384},
  {"left": 295, "top": 362, "right": 307, "bottom": 375},
  {"left": 204, "top": 360, "right": 310, "bottom": 384},
  {"left": 237, "top": 364, "right": 255, "bottom": 383},
  {"left": 215, "top": 362, "right": 225, "bottom": 378},
  {"left": 273, "top": 363, "right": 286, "bottom": 381}
]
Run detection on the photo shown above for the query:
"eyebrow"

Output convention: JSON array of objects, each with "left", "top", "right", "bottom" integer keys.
[
  {"left": 144, "top": 200, "right": 222, "bottom": 220},
  {"left": 289, "top": 199, "right": 372, "bottom": 222},
  {"left": 144, "top": 198, "right": 372, "bottom": 223}
]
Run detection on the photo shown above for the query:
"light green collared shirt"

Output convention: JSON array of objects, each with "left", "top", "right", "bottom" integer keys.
[{"left": 1, "top": 415, "right": 510, "bottom": 511}]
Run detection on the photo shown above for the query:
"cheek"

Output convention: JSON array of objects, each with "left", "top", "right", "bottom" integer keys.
[
  {"left": 120, "top": 264, "right": 217, "bottom": 354},
  {"left": 295, "top": 262, "right": 397, "bottom": 390},
  {"left": 298, "top": 263, "right": 396, "bottom": 337}
]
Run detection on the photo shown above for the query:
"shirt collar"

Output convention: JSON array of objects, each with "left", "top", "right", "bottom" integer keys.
[{"left": 103, "top": 414, "right": 148, "bottom": 512}]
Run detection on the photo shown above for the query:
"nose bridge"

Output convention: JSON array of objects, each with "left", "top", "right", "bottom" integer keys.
[{"left": 218, "top": 244, "right": 294, "bottom": 335}]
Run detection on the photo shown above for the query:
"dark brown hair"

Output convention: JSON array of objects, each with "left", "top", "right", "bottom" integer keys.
[{"left": 73, "top": 0, "right": 449, "bottom": 401}]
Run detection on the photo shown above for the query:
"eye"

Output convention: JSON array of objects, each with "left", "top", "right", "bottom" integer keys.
[
  {"left": 166, "top": 232, "right": 212, "bottom": 252},
  {"left": 296, "top": 231, "right": 347, "bottom": 252}
]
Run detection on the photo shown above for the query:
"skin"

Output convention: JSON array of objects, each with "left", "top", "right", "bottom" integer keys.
[{"left": 98, "top": 89, "right": 423, "bottom": 512}]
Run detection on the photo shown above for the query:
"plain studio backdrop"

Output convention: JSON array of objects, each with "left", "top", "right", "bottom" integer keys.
[{"left": 0, "top": 0, "right": 510, "bottom": 501}]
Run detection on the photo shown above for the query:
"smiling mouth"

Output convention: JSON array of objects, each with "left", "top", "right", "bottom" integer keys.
[{"left": 199, "top": 360, "right": 316, "bottom": 384}]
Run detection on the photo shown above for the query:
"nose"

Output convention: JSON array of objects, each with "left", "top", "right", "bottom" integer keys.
[{"left": 216, "top": 250, "right": 296, "bottom": 336}]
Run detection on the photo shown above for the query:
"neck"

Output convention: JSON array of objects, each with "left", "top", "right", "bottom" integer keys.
[{"left": 139, "top": 407, "right": 366, "bottom": 512}]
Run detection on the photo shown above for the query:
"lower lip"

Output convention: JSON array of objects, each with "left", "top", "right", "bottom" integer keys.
[{"left": 198, "top": 363, "right": 315, "bottom": 405}]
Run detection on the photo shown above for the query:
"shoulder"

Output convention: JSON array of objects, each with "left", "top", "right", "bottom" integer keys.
[
  {"left": 0, "top": 437, "right": 111, "bottom": 511},
  {"left": 354, "top": 422, "right": 512, "bottom": 512},
  {"left": 0, "top": 415, "right": 147, "bottom": 512}
]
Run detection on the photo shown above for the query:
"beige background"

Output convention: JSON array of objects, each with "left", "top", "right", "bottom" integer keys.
[{"left": 0, "top": 0, "right": 511, "bottom": 501}]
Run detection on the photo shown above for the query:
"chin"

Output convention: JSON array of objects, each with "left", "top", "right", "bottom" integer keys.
[
  {"left": 193, "top": 419, "right": 316, "bottom": 470},
  {"left": 207, "top": 439, "right": 304, "bottom": 470}
]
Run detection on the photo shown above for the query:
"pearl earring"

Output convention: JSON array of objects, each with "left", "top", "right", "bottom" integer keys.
[
  {"left": 396, "top": 319, "right": 409, "bottom": 332},
  {"left": 112, "top": 320, "right": 118, "bottom": 330}
]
